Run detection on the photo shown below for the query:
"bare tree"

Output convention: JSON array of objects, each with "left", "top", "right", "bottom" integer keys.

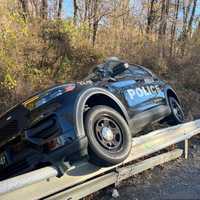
[
  {"left": 180, "top": 0, "right": 197, "bottom": 55},
  {"left": 146, "top": 0, "right": 156, "bottom": 33},
  {"left": 158, "top": 0, "right": 169, "bottom": 60},
  {"left": 187, "top": 0, "right": 197, "bottom": 36},
  {"left": 181, "top": 0, "right": 193, "bottom": 40},
  {"left": 121, "top": 0, "right": 130, "bottom": 28},
  {"left": 57, "top": 0, "right": 63, "bottom": 18},
  {"left": 18, "top": 0, "right": 29, "bottom": 18},
  {"left": 73, "top": 0, "right": 114, "bottom": 45},
  {"left": 91, "top": 0, "right": 99, "bottom": 46},
  {"left": 30, "top": 0, "right": 39, "bottom": 17},
  {"left": 41, "top": 0, "right": 48, "bottom": 19},
  {"left": 73, "top": 0, "right": 79, "bottom": 24},
  {"left": 159, "top": 0, "right": 169, "bottom": 39},
  {"left": 170, "top": 0, "right": 180, "bottom": 57}
]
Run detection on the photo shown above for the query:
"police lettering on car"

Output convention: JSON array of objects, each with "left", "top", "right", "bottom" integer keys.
[{"left": 126, "top": 85, "right": 161, "bottom": 100}]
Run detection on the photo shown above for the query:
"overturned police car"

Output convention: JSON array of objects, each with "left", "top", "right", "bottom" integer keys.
[{"left": 0, "top": 58, "right": 184, "bottom": 179}]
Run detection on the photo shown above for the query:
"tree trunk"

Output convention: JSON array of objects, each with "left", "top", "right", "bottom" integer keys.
[
  {"left": 121, "top": 0, "right": 130, "bottom": 28},
  {"left": 159, "top": 0, "right": 169, "bottom": 39},
  {"left": 146, "top": 0, "right": 156, "bottom": 33},
  {"left": 182, "top": 0, "right": 192, "bottom": 40},
  {"left": 170, "top": 0, "right": 179, "bottom": 57},
  {"left": 158, "top": 0, "right": 169, "bottom": 59},
  {"left": 84, "top": 0, "right": 91, "bottom": 22},
  {"left": 19, "top": 0, "right": 29, "bottom": 18},
  {"left": 187, "top": 0, "right": 197, "bottom": 37},
  {"left": 30, "top": 0, "right": 39, "bottom": 17},
  {"left": 181, "top": 0, "right": 193, "bottom": 55},
  {"left": 41, "top": 0, "right": 48, "bottom": 19},
  {"left": 57, "top": 0, "right": 63, "bottom": 18},
  {"left": 92, "top": 0, "right": 99, "bottom": 46},
  {"left": 92, "top": 20, "right": 99, "bottom": 46},
  {"left": 73, "top": 0, "right": 78, "bottom": 24}
]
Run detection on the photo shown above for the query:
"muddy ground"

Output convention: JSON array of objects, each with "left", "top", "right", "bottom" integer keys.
[{"left": 92, "top": 137, "right": 200, "bottom": 200}]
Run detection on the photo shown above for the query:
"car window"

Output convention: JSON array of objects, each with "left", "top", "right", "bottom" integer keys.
[
  {"left": 129, "top": 65, "right": 151, "bottom": 77},
  {"left": 113, "top": 64, "right": 151, "bottom": 79},
  {"left": 114, "top": 68, "right": 133, "bottom": 78}
]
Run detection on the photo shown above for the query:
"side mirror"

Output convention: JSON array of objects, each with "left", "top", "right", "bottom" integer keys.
[{"left": 112, "top": 62, "right": 129, "bottom": 77}]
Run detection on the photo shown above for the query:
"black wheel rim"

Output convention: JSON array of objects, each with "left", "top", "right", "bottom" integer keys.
[
  {"left": 94, "top": 116, "right": 123, "bottom": 152},
  {"left": 170, "top": 98, "right": 184, "bottom": 122}
]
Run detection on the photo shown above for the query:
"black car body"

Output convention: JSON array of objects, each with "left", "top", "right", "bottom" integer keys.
[{"left": 0, "top": 58, "right": 184, "bottom": 180}]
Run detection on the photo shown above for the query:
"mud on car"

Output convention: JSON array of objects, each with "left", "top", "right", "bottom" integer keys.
[{"left": 0, "top": 58, "right": 184, "bottom": 180}]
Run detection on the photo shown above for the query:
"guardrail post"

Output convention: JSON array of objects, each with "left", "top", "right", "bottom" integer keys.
[{"left": 184, "top": 139, "right": 189, "bottom": 159}]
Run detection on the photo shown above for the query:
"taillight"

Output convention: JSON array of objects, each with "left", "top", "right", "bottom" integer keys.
[{"left": 65, "top": 84, "right": 76, "bottom": 92}]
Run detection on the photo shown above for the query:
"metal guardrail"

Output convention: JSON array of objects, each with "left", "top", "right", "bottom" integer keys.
[
  {"left": 48, "top": 149, "right": 183, "bottom": 200},
  {"left": 0, "top": 119, "right": 200, "bottom": 200}
]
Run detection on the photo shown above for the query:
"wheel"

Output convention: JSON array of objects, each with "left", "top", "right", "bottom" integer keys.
[
  {"left": 84, "top": 105, "right": 132, "bottom": 166},
  {"left": 166, "top": 96, "right": 185, "bottom": 125}
]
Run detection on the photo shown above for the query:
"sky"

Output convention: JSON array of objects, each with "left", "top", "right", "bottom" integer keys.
[
  {"left": 63, "top": 0, "right": 73, "bottom": 18},
  {"left": 63, "top": 0, "right": 200, "bottom": 20},
  {"left": 63, "top": 0, "right": 136, "bottom": 18}
]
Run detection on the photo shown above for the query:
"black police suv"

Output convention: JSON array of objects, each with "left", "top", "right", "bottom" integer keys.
[{"left": 0, "top": 58, "right": 184, "bottom": 179}]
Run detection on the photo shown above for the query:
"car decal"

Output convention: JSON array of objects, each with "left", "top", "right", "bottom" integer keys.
[
  {"left": 125, "top": 85, "right": 161, "bottom": 100},
  {"left": 124, "top": 85, "right": 161, "bottom": 107}
]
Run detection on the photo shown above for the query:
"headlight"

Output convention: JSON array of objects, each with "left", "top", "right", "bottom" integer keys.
[{"left": 23, "top": 84, "right": 76, "bottom": 110}]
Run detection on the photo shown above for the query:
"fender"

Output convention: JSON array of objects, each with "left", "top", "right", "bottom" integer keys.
[{"left": 73, "top": 87, "right": 130, "bottom": 139}]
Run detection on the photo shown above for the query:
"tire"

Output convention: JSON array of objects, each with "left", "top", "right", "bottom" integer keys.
[
  {"left": 84, "top": 105, "right": 132, "bottom": 166},
  {"left": 166, "top": 96, "right": 185, "bottom": 125}
]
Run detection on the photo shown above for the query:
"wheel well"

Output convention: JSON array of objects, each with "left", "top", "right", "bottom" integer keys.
[
  {"left": 84, "top": 94, "right": 128, "bottom": 123},
  {"left": 167, "top": 89, "right": 180, "bottom": 103}
]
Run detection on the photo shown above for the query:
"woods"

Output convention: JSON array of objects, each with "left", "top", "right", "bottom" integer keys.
[
  {"left": 0, "top": 0, "right": 199, "bottom": 117},
  {"left": 17, "top": 0, "right": 199, "bottom": 48}
]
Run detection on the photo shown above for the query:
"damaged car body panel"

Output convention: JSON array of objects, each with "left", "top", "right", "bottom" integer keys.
[{"left": 0, "top": 58, "right": 184, "bottom": 180}]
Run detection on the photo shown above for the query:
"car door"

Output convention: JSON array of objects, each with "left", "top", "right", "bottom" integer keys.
[
  {"left": 126, "top": 65, "right": 170, "bottom": 130},
  {"left": 109, "top": 65, "right": 169, "bottom": 132}
]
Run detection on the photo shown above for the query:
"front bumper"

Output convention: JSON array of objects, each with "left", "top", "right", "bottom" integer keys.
[
  {"left": 45, "top": 136, "right": 88, "bottom": 176},
  {"left": 0, "top": 136, "right": 88, "bottom": 180},
  {"left": 46, "top": 136, "right": 88, "bottom": 163}
]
